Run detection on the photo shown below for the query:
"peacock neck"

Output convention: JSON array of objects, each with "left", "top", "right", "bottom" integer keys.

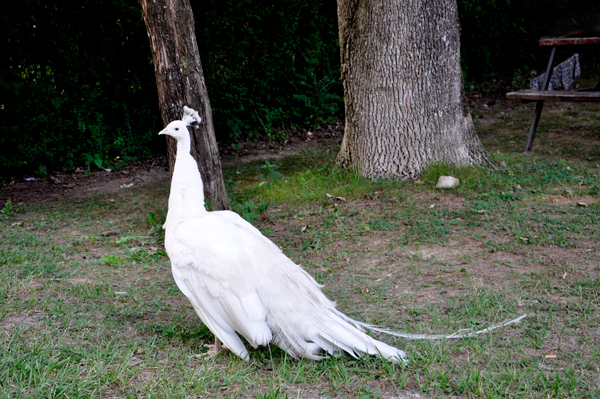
[
  {"left": 164, "top": 137, "right": 208, "bottom": 229},
  {"left": 177, "top": 137, "right": 191, "bottom": 156}
]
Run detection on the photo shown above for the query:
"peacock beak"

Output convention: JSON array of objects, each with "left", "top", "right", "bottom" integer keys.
[{"left": 158, "top": 129, "right": 168, "bottom": 136}]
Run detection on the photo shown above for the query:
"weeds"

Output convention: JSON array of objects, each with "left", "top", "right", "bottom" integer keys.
[
  {"left": 0, "top": 201, "right": 26, "bottom": 220},
  {"left": 259, "top": 160, "right": 283, "bottom": 181},
  {"left": 232, "top": 200, "right": 269, "bottom": 224}
]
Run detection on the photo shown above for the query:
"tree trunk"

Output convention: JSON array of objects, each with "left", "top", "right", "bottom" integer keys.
[
  {"left": 140, "top": 0, "right": 230, "bottom": 210},
  {"left": 336, "top": 0, "right": 493, "bottom": 179}
]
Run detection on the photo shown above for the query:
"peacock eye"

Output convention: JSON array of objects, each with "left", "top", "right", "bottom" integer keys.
[{"left": 175, "top": 127, "right": 179, "bottom": 131}]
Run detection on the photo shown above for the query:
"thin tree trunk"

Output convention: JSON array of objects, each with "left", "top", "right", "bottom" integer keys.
[
  {"left": 336, "top": 0, "right": 493, "bottom": 179},
  {"left": 140, "top": 0, "right": 230, "bottom": 210}
]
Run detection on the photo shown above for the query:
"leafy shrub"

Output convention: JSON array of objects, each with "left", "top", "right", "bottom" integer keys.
[
  {"left": 0, "top": 0, "right": 163, "bottom": 181},
  {"left": 195, "top": 0, "right": 343, "bottom": 142}
]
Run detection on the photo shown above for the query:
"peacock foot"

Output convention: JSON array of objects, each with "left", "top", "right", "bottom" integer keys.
[{"left": 200, "top": 337, "right": 227, "bottom": 358}]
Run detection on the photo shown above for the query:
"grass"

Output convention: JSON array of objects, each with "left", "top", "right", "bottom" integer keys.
[{"left": 1, "top": 102, "right": 600, "bottom": 398}]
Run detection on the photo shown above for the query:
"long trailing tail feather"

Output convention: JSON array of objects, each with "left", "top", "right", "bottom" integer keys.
[{"left": 347, "top": 313, "right": 528, "bottom": 341}]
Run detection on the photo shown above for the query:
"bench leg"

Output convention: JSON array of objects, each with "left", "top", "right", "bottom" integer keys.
[
  {"left": 524, "top": 46, "right": 556, "bottom": 154},
  {"left": 524, "top": 101, "right": 544, "bottom": 153}
]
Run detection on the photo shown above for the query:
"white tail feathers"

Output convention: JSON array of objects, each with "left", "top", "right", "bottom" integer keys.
[
  {"left": 359, "top": 314, "right": 528, "bottom": 341},
  {"left": 331, "top": 314, "right": 528, "bottom": 364},
  {"left": 182, "top": 106, "right": 202, "bottom": 126}
]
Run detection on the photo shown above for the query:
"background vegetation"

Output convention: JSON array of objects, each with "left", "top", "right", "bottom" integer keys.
[{"left": 1, "top": 0, "right": 599, "bottom": 181}]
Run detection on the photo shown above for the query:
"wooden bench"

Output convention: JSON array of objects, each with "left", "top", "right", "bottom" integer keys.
[{"left": 505, "top": 36, "right": 600, "bottom": 153}]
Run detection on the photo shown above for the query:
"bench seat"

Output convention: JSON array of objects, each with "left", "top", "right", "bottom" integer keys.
[{"left": 506, "top": 89, "right": 600, "bottom": 103}]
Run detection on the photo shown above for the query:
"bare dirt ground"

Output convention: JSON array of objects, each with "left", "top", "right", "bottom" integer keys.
[
  {"left": 0, "top": 123, "right": 344, "bottom": 207},
  {"left": 0, "top": 156, "right": 170, "bottom": 206}
]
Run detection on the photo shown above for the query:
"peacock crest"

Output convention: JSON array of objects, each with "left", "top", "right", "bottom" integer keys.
[{"left": 181, "top": 106, "right": 202, "bottom": 127}]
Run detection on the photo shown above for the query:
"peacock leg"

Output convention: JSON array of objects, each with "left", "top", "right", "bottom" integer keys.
[{"left": 203, "top": 337, "right": 226, "bottom": 358}]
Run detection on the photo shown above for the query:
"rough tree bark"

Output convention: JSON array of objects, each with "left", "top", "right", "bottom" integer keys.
[
  {"left": 336, "top": 0, "right": 493, "bottom": 179},
  {"left": 140, "top": 0, "right": 230, "bottom": 210}
]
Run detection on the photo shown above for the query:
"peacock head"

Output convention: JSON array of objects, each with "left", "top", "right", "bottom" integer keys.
[
  {"left": 158, "top": 106, "right": 202, "bottom": 141},
  {"left": 159, "top": 120, "right": 189, "bottom": 141}
]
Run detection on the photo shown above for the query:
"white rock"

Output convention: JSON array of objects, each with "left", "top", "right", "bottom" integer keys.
[{"left": 435, "top": 175, "right": 460, "bottom": 189}]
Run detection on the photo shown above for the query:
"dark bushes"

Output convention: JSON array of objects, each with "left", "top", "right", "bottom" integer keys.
[{"left": 1, "top": 0, "right": 598, "bottom": 180}]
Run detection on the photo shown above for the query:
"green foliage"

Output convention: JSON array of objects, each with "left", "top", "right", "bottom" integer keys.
[
  {"left": 98, "top": 254, "right": 125, "bottom": 265},
  {"left": 0, "top": 201, "right": 26, "bottom": 220},
  {"left": 195, "top": 0, "right": 342, "bottom": 142},
  {"left": 0, "top": 0, "right": 163, "bottom": 181},
  {"left": 260, "top": 160, "right": 283, "bottom": 180},
  {"left": 147, "top": 212, "right": 159, "bottom": 228},
  {"left": 1, "top": 201, "right": 16, "bottom": 220},
  {"left": 0, "top": 0, "right": 342, "bottom": 181},
  {"left": 147, "top": 211, "right": 165, "bottom": 237},
  {"left": 232, "top": 200, "right": 268, "bottom": 224}
]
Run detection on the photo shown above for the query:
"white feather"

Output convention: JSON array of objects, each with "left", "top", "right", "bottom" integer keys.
[
  {"left": 181, "top": 105, "right": 202, "bottom": 127},
  {"left": 158, "top": 107, "right": 526, "bottom": 364}
]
